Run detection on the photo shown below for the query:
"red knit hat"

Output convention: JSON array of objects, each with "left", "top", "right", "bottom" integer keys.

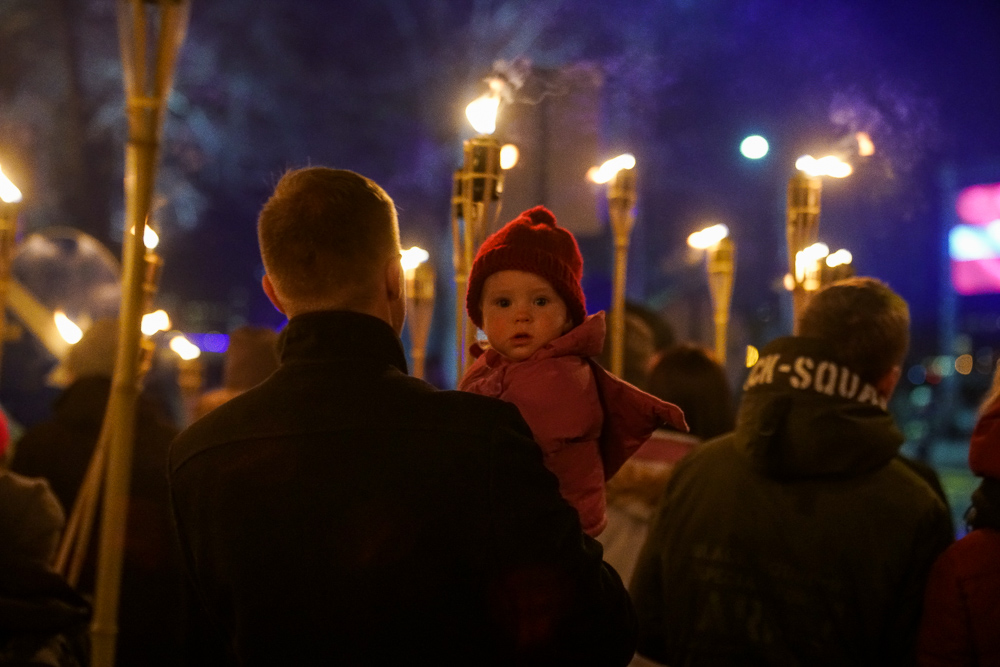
[{"left": 466, "top": 206, "right": 586, "bottom": 329}]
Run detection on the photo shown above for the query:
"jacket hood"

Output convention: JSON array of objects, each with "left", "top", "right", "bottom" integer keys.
[
  {"left": 970, "top": 397, "right": 1000, "bottom": 480},
  {"left": 733, "top": 337, "right": 903, "bottom": 480}
]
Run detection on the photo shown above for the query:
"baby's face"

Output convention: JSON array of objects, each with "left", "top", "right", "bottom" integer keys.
[{"left": 480, "top": 270, "right": 572, "bottom": 362}]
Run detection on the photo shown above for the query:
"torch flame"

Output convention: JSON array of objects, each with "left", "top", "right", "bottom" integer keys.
[
  {"left": 169, "top": 334, "right": 201, "bottom": 360},
  {"left": 588, "top": 154, "right": 636, "bottom": 184},
  {"left": 856, "top": 132, "right": 875, "bottom": 157},
  {"left": 466, "top": 94, "right": 500, "bottom": 135},
  {"left": 796, "top": 155, "right": 852, "bottom": 178},
  {"left": 0, "top": 165, "right": 22, "bottom": 204},
  {"left": 826, "top": 248, "right": 853, "bottom": 267},
  {"left": 141, "top": 309, "right": 171, "bottom": 336},
  {"left": 54, "top": 311, "right": 83, "bottom": 344},
  {"left": 687, "top": 224, "right": 730, "bottom": 250},
  {"left": 795, "top": 242, "right": 830, "bottom": 287},
  {"left": 500, "top": 144, "right": 520, "bottom": 170},
  {"left": 400, "top": 247, "right": 430, "bottom": 273},
  {"left": 130, "top": 225, "right": 160, "bottom": 249}
]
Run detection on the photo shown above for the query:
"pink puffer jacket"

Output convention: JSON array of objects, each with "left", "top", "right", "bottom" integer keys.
[{"left": 460, "top": 312, "right": 686, "bottom": 536}]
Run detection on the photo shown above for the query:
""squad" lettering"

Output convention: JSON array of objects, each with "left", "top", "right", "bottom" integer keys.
[{"left": 744, "top": 354, "right": 886, "bottom": 409}]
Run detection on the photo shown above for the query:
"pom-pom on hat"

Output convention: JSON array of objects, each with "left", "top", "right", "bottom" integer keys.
[{"left": 466, "top": 206, "right": 586, "bottom": 329}]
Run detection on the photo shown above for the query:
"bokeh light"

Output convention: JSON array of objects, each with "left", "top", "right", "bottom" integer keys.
[{"left": 739, "top": 135, "right": 769, "bottom": 159}]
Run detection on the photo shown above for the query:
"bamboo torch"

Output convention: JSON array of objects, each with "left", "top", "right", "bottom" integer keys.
[
  {"left": 0, "top": 165, "right": 22, "bottom": 379},
  {"left": 170, "top": 333, "right": 202, "bottom": 425},
  {"left": 450, "top": 170, "right": 466, "bottom": 379},
  {"left": 90, "top": 2, "right": 190, "bottom": 665},
  {"left": 589, "top": 154, "right": 637, "bottom": 377},
  {"left": 786, "top": 170, "right": 822, "bottom": 322},
  {"left": 688, "top": 224, "right": 734, "bottom": 364},
  {"left": 454, "top": 85, "right": 504, "bottom": 379},
  {"left": 402, "top": 247, "right": 434, "bottom": 380},
  {"left": 706, "top": 238, "right": 735, "bottom": 365},
  {"left": 786, "top": 154, "right": 851, "bottom": 322}
]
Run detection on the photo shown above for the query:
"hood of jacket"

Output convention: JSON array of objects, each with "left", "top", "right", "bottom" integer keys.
[
  {"left": 970, "top": 396, "right": 1000, "bottom": 480},
  {"left": 733, "top": 336, "right": 903, "bottom": 480}
]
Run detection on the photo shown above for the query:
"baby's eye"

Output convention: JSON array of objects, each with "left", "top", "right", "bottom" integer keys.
[
  {"left": 495, "top": 298, "right": 511, "bottom": 308},
  {"left": 534, "top": 297, "right": 549, "bottom": 306}
]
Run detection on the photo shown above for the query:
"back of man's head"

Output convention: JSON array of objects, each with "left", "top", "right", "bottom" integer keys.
[
  {"left": 796, "top": 277, "right": 910, "bottom": 384},
  {"left": 257, "top": 168, "right": 400, "bottom": 311}
]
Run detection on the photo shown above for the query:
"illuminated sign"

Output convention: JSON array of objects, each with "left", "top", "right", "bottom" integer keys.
[{"left": 950, "top": 181, "right": 1000, "bottom": 295}]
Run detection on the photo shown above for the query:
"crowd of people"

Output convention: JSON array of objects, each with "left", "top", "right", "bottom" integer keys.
[{"left": 0, "top": 165, "right": 997, "bottom": 665}]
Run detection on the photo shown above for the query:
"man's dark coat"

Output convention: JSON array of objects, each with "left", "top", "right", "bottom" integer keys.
[
  {"left": 169, "top": 311, "right": 636, "bottom": 666},
  {"left": 630, "top": 337, "right": 954, "bottom": 666}
]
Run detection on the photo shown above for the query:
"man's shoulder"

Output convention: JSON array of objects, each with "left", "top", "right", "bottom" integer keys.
[
  {"left": 878, "top": 457, "right": 953, "bottom": 519},
  {"left": 169, "top": 372, "right": 531, "bottom": 473},
  {"left": 672, "top": 433, "right": 738, "bottom": 473}
]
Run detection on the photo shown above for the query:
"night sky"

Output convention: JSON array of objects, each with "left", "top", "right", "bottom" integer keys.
[{"left": 2, "top": 0, "right": 999, "bottom": 393}]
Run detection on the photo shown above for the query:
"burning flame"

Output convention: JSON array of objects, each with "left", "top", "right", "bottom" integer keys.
[
  {"left": 687, "top": 224, "right": 730, "bottom": 250},
  {"left": 141, "top": 309, "right": 171, "bottom": 336},
  {"left": 826, "top": 248, "right": 853, "bottom": 267},
  {"left": 0, "top": 165, "right": 22, "bottom": 204},
  {"left": 169, "top": 334, "right": 201, "bottom": 360},
  {"left": 795, "top": 242, "right": 830, "bottom": 289},
  {"left": 856, "top": 132, "right": 875, "bottom": 157},
  {"left": 130, "top": 225, "right": 160, "bottom": 249},
  {"left": 500, "top": 144, "right": 520, "bottom": 170},
  {"left": 588, "top": 154, "right": 636, "bottom": 184},
  {"left": 400, "top": 247, "right": 430, "bottom": 274},
  {"left": 466, "top": 93, "right": 500, "bottom": 135},
  {"left": 54, "top": 311, "right": 83, "bottom": 344},
  {"left": 795, "top": 155, "right": 852, "bottom": 178}
]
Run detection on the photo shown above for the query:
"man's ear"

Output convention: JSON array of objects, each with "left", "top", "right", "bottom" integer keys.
[
  {"left": 876, "top": 365, "right": 902, "bottom": 400},
  {"left": 262, "top": 275, "right": 286, "bottom": 315},
  {"left": 384, "top": 256, "right": 404, "bottom": 302}
]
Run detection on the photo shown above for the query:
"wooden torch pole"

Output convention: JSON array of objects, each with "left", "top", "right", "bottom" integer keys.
[
  {"left": 786, "top": 171, "right": 822, "bottom": 325},
  {"left": 455, "top": 135, "right": 501, "bottom": 380},
  {"left": 405, "top": 259, "right": 435, "bottom": 380},
  {"left": 607, "top": 165, "right": 637, "bottom": 378},
  {"left": 706, "top": 237, "right": 735, "bottom": 365},
  {"left": 90, "top": 2, "right": 189, "bottom": 666}
]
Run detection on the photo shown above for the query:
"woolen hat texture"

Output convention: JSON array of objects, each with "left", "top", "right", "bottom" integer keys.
[{"left": 466, "top": 206, "right": 586, "bottom": 329}]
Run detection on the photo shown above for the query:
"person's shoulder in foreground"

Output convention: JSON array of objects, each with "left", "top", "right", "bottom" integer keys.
[{"left": 169, "top": 166, "right": 635, "bottom": 666}]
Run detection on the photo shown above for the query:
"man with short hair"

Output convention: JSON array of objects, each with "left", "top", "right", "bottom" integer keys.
[
  {"left": 169, "top": 167, "right": 636, "bottom": 665},
  {"left": 629, "top": 277, "right": 953, "bottom": 666}
]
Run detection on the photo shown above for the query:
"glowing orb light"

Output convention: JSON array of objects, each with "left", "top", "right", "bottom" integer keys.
[{"left": 740, "top": 135, "right": 769, "bottom": 160}]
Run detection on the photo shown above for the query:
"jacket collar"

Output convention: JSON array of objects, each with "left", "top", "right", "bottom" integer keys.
[
  {"left": 278, "top": 310, "right": 409, "bottom": 374},
  {"left": 472, "top": 311, "right": 606, "bottom": 367}
]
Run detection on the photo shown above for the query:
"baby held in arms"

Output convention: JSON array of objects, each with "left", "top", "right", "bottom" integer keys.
[{"left": 459, "top": 205, "right": 687, "bottom": 536}]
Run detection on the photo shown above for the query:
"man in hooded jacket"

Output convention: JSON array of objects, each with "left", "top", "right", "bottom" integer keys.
[{"left": 629, "top": 277, "right": 954, "bottom": 666}]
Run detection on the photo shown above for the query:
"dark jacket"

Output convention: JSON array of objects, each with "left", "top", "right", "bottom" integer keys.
[
  {"left": 630, "top": 336, "right": 954, "bottom": 667},
  {"left": 169, "top": 311, "right": 636, "bottom": 666},
  {"left": 0, "top": 555, "right": 91, "bottom": 666},
  {"left": 10, "top": 376, "right": 188, "bottom": 666},
  {"left": 0, "top": 472, "right": 90, "bottom": 666}
]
